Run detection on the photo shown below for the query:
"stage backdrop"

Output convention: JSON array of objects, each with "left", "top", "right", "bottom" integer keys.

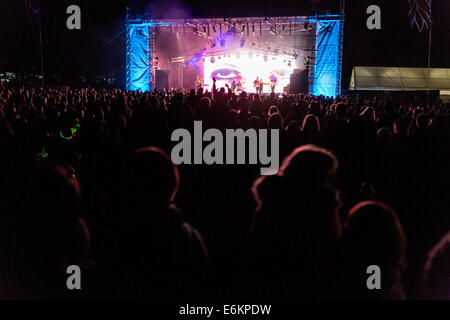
[{"left": 203, "top": 51, "right": 295, "bottom": 94}]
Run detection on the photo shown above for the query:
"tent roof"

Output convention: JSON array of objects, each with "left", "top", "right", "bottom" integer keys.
[{"left": 349, "top": 66, "right": 450, "bottom": 91}]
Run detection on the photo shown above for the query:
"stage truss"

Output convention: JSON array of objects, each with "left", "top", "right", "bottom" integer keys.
[{"left": 126, "top": 14, "right": 344, "bottom": 97}]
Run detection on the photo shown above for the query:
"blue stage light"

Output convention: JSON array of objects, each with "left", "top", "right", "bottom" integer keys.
[
  {"left": 313, "top": 20, "right": 341, "bottom": 98},
  {"left": 126, "top": 24, "right": 150, "bottom": 92}
]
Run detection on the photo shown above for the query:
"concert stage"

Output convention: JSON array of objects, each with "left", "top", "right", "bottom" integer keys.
[{"left": 126, "top": 14, "right": 344, "bottom": 97}]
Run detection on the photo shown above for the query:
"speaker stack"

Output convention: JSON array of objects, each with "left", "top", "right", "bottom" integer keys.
[
  {"left": 155, "top": 70, "right": 170, "bottom": 90},
  {"left": 289, "top": 68, "right": 309, "bottom": 94}
]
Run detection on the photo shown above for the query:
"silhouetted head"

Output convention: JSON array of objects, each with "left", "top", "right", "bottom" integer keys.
[
  {"left": 415, "top": 113, "right": 428, "bottom": 129},
  {"left": 173, "top": 92, "right": 184, "bottom": 105},
  {"left": 251, "top": 145, "right": 342, "bottom": 270},
  {"left": 393, "top": 117, "right": 408, "bottom": 135},
  {"left": 358, "top": 182, "right": 376, "bottom": 201},
  {"left": 268, "top": 105, "right": 279, "bottom": 115},
  {"left": 422, "top": 232, "right": 450, "bottom": 299},
  {"left": 123, "top": 146, "right": 180, "bottom": 211},
  {"left": 340, "top": 201, "right": 407, "bottom": 292},
  {"left": 360, "top": 106, "right": 376, "bottom": 122},
  {"left": 279, "top": 144, "right": 337, "bottom": 190},
  {"left": 1, "top": 164, "right": 89, "bottom": 297},
  {"left": 335, "top": 102, "right": 347, "bottom": 119},
  {"left": 268, "top": 113, "right": 283, "bottom": 130},
  {"left": 252, "top": 144, "right": 340, "bottom": 231},
  {"left": 377, "top": 127, "right": 392, "bottom": 143},
  {"left": 226, "top": 109, "right": 240, "bottom": 128},
  {"left": 197, "top": 97, "right": 211, "bottom": 114},
  {"left": 285, "top": 120, "right": 300, "bottom": 135},
  {"left": 238, "top": 96, "right": 249, "bottom": 112},
  {"left": 249, "top": 115, "right": 260, "bottom": 130},
  {"left": 309, "top": 101, "right": 322, "bottom": 115},
  {"left": 113, "top": 92, "right": 128, "bottom": 116},
  {"left": 302, "top": 114, "right": 321, "bottom": 135}
]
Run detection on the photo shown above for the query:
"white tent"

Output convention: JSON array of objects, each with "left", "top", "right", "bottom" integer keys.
[{"left": 349, "top": 66, "right": 450, "bottom": 100}]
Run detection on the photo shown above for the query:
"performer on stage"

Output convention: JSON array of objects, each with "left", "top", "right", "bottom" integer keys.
[
  {"left": 253, "top": 77, "right": 260, "bottom": 94},
  {"left": 259, "top": 78, "right": 264, "bottom": 95},
  {"left": 231, "top": 79, "right": 237, "bottom": 93},
  {"left": 195, "top": 76, "right": 203, "bottom": 90},
  {"left": 269, "top": 73, "right": 278, "bottom": 93}
]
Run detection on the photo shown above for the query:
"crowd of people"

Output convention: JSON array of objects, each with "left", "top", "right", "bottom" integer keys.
[{"left": 0, "top": 81, "right": 450, "bottom": 299}]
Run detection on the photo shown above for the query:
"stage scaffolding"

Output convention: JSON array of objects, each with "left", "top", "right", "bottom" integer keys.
[{"left": 126, "top": 14, "right": 344, "bottom": 97}]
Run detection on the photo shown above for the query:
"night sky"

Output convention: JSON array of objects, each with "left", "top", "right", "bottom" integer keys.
[{"left": 1, "top": 0, "right": 449, "bottom": 88}]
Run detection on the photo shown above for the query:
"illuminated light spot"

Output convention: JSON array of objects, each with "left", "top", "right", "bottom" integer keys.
[
  {"left": 37, "top": 147, "right": 48, "bottom": 160},
  {"left": 60, "top": 124, "right": 81, "bottom": 140},
  {"left": 60, "top": 131, "right": 73, "bottom": 140}
]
